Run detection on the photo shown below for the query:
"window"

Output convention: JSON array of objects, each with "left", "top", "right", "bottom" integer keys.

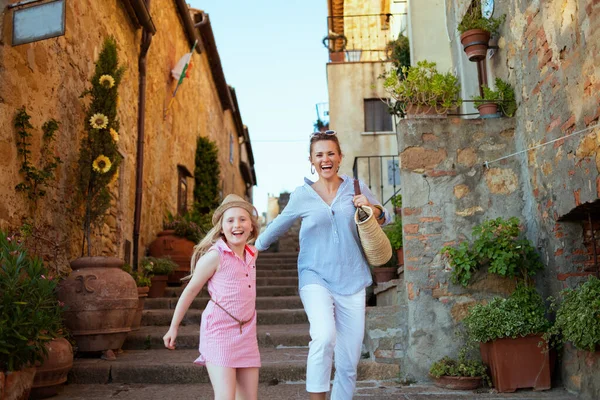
[
  {"left": 364, "top": 99, "right": 393, "bottom": 132},
  {"left": 177, "top": 165, "right": 192, "bottom": 216}
]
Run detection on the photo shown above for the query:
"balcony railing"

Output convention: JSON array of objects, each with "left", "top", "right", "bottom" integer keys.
[
  {"left": 324, "top": 13, "right": 408, "bottom": 63},
  {"left": 352, "top": 155, "right": 401, "bottom": 207}
]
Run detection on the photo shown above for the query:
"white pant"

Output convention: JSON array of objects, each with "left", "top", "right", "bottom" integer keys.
[{"left": 299, "top": 284, "right": 366, "bottom": 400}]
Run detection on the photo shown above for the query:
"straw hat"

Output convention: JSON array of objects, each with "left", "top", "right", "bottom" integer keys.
[{"left": 212, "top": 194, "right": 258, "bottom": 225}]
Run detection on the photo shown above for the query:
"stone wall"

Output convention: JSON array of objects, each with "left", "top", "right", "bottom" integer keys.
[
  {"left": 0, "top": 0, "right": 250, "bottom": 270},
  {"left": 397, "top": 117, "right": 524, "bottom": 380}
]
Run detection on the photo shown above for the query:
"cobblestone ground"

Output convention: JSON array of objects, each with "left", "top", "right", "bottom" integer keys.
[{"left": 55, "top": 382, "right": 577, "bottom": 400}]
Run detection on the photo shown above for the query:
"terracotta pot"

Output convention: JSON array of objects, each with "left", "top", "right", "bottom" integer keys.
[
  {"left": 131, "top": 286, "right": 150, "bottom": 331},
  {"left": 372, "top": 267, "right": 397, "bottom": 284},
  {"left": 148, "top": 275, "right": 168, "bottom": 298},
  {"left": 396, "top": 248, "right": 404, "bottom": 266},
  {"left": 477, "top": 102, "right": 499, "bottom": 118},
  {"left": 329, "top": 51, "right": 344, "bottom": 62},
  {"left": 479, "top": 334, "right": 551, "bottom": 393},
  {"left": 30, "top": 338, "right": 73, "bottom": 399},
  {"left": 0, "top": 367, "right": 36, "bottom": 400},
  {"left": 148, "top": 230, "right": 195, "bottom": 286},
  {"left": 430, "top": 374, "right": 482, "bottom": 390},
  {"left": 57, "top": 257, "right": 137, "bottom": 353},
  {"left": 405, "top": 103, "right": 448, "bottom": 119},
  {"left": 460, "top": 29, "right": 491, "bottom": 61}
]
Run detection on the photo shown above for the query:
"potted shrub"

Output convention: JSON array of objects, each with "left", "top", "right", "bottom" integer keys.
[
  {"left": 473, "top": 78, "right": 516, "bottom": 118},
  {"left": 463, "top": 284, "right": 552, "bottom": 393},
  {"left": 390, "top": 194, "right": 402, "bottom": 216},
  {"left": 142, "top": 257, "right": 178, "bottom": 298},
  {"left": 385, "top": 34, "right": 410, "bottom": 72},
  {"left": 371, "top": 251, "right": 398, "bottom": 284},
  {"left": 322, "top": 33, "right": 347, "bottom": 63},
  {"left": 121, "top": 264, "right": 152, "bottom": 331},
  {"left": 458, "top": 3, "right": 505, "bottom": 61},
  {"left": 384, "top": 217, "right": 404, "bottom": 268},
  {"left": 0, "top": 232, "right": 69, "bottom": 400},
  {"left": 547, "top": 275, "right": 600, "bottom": 352},
  {"left": 382, "top": 60, "right": 462, "bottom": 118},
  {"left": 429, "top": 350, "right": 490, "bottom": 390}
]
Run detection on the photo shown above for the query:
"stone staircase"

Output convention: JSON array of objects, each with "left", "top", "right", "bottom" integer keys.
[{"left": 68, "top": 252, "right": 400, "bottom": 389}]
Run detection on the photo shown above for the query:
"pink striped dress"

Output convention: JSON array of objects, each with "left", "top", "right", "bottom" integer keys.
[{"left": 194, "top": 238, "right": 261, "bottom": 368}]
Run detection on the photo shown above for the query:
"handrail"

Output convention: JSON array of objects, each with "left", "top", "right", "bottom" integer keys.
[{"left": 352, "top": 155, "right": 401, "bottom": 207}]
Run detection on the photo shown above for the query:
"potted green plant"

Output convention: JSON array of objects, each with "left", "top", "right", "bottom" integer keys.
[
  {"left": 463, "top": 284, "right": 552, "bottom": 392},
  {"left": 0, "top": 232, "right": 69, "bottom": 400},
  {"left": 473, "top": 78, "right": 516, "bottom": 118},
  {"left": 322, "top": 33, "right": 347, "bottom": 63},
  {"left": 390, "top": 194, "right": 402, "bottom": 216},
  {"left": 122, "top": 264, "right": 152, "bottom": 331},
  {"left": 384, "top": 217, "right": 403, "bottom": 267},
  {"left": 142, "top": 256, "right": 178, "bottom": 298},
  {"left": 385, "top": 34, "right": 410, "bottom": 72},
  {"left": 382, "top": 60, "right": 462, "bottom": 117},
  {"left": 546, "top": 275, "right": 600, "bottom": 352},
  {"left": 458, "top": 2, "right": 505, "bottom": 61},
  {"left": 429, "top": 349, "right": 490, "bottom": 390}
]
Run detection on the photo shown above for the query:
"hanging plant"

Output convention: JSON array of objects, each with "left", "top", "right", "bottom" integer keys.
[{"left": 75, "top": 37, "right": 125, "bottom": 256}]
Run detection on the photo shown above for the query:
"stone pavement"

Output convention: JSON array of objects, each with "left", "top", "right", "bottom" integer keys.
[{"left": 54, "top": 382, "right": 577, "bottom": 400}]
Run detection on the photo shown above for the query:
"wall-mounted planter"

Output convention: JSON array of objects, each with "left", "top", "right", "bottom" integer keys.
[
  {"left": 460, "top": 29, "right": 491, "bottom": 61},
  {"left": 477, "top": 103, "right": 499, "bottom": 118}
]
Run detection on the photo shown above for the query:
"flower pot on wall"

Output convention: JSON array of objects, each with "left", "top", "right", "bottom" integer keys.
[
  {"left": 430, "top": 375, "right": 482, "bottom": 390},
  {"left": 405, "top": 103, "right": 448, "bottom": 119},
  {"left": 148, "top": 275, "right": 168, "bottom": 298},
  {"left": 396, "top": 248, "right": 404, "bottom": 266},
  {"left": 479, "top": 334, "right": 551, "bottom": 393},
  {"left": 477, "top": 102, "right": 499, "bottom": 118},
  {"left": 148, "top": 230, "right": 194, "bottom": 286},
  {"left": 57, "top": 257, "right": 137, "bottom": 353},
  {"left": 130, "top": 286, "right": 149, "bottom": 331},
  {"left": 460, "top": 29, "right": 491, "bottom": 61},
  {"left": 30, "top": 338, "right": 73, "bottom": 399},
  {"left": 329, "top": 51, "right": 345, "bottom": 63},
  {"left": 0, "top": 367, "right": 36, "bottom": 400},
  {"left": 372, "top": 267, "right": 397, "bottom": 284}
]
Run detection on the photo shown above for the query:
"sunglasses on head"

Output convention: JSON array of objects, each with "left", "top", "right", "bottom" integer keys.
[{"left": 309, "top": 130, "right": 337, "bottom": 138}]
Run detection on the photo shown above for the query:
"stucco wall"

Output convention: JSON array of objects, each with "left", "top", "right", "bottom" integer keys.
[
  {"left": 0, "top": 0, "right": 249, "bottom": 270},
  {"left": 327, "top": 61, "right": 399, "bottom": 208},
  {"left": 407, "top": 0, "right": 453, "bottom": 71},
  {"left": 397, "top": 117, "right": 524, "bottom": 380}
]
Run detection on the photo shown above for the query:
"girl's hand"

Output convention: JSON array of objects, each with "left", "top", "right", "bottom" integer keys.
[
  {"left": 163, "top": 328, "right": 178, "bottom": 350},
  {"left": 353, "top": 194, "right": 373, "bottom": 209}
]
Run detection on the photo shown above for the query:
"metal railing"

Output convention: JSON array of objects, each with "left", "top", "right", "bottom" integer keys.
[
  {"left": 352, "top": 155, "right": 401, "bottom": 207},
  {"left": 324, "top": 13, "right": 408, "bottom": 62}
]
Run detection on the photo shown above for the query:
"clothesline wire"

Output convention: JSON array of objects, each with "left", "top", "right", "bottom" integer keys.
[{"left": 483, "top": 122, "right": 600, "bottom": 168}]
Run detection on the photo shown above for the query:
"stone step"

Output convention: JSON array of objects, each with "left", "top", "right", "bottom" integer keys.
[
  {"left": 257, "top": 252, "right": 299, "bottom": 259},
  {"left": 144, "top": 296, "right": 303, "bottom": 310},
  {"left": 255, "top": 262, "right": 297, "bottom": 270},
  {"left": 256, "top": 269, "right": 297, "bottom": 277},
  {"left": 124, "top": 324, "right": 310, "bottom": 350},
  {"left": 142, "top": 308, "right": 308, "bottom": 326},
  {"left": 165, "top": 285, "right": 298, "bottom": 298},
  {"left": 256, "top": 277, "right": 298, "bottom": 286},
  {"left": 69, "top": 348, "right": 399, "bottom": 385}
]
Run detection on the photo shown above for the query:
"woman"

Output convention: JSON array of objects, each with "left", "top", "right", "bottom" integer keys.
[{"left": 255, "top": 131, "right": 390, "bottom": 400}]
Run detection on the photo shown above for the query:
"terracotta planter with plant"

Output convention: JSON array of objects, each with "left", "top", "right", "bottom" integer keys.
[
  {"left": 0, "top": 232, "right": 66, "bottom": 400},
  {"left": 473, "top": 78, "right": 516, "bottom": 118},
  {"left": 429, "top": 352, "right": 488, "bottom": 390},
  {"left": 384, "top": 212, "right": 404, "bottom": 269},
  {"left": 458, "top": 5, "right": 505, "bottom": 61},
  {"left": 382, "top": 60, "right": 462, "bottom": 119},
  {"left": 30, "top": 338, "right": 73, "bottom": 399},
  {"left": 142, "top": 257, "right": 178, "bottom": 298},
  {"left": 148, "top": 229, "right": 195, "bottom": 285}
]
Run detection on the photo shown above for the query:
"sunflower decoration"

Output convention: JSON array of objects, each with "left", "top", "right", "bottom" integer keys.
[
  {"left": 109, "top": 128, "right": 119, "bottom": 143},
  {"left": 99, "top": 74, "right": 115, "bottom": 88},
  {"left": 89, "top": 113, "right": 109, "bottom": 130},
  {"left": 92, "top": 155, "right": 112, "bottom": 174}
]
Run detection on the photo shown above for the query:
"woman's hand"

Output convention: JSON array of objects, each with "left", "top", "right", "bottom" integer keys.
[
  {"left": 353, "top": 194, "right": 373, "bottom": 209},
  {"left": 163, "top": 327, "right": 178, "bottom": 350}
]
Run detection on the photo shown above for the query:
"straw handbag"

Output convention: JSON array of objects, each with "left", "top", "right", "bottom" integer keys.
[{"left": 353, "top": 180, "right": 392, "bottom": 266}]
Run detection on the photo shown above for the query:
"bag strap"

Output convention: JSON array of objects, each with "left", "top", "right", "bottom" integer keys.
[{"left": 353, "top": 179, "right": 361, "bottom": 196}]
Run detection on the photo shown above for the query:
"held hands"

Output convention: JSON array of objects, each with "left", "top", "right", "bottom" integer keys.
[{"left": 163, "top": 327, "right": 178, "bottom": 350}]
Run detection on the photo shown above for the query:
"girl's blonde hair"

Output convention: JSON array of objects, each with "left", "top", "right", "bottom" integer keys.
[{"left": 185, "top": 207, "right": 260, "bottom": 279}]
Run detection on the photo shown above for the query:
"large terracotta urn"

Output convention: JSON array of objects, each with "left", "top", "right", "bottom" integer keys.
[
  {"left": 30, "top": 338, "right": 73, "bottom": 399},
  {"left": 0, "top": 367, "right": 36, "bottom": 400},
  {"left": 57, "top": 257, "right": 137, "bottom": 352},
  {"left": 148, "top": 230, "right": 195, "bottom": 285}
]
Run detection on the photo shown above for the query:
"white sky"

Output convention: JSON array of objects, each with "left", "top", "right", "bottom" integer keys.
[{"left": 188, "top": 0, "right": 328, "bottom": 216}]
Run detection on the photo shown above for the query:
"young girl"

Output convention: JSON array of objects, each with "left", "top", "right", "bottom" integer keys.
[{"left": 163, "top": 194, "right": 261, "bottom": 400}]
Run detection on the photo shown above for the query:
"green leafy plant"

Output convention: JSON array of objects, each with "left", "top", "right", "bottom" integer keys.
[
  {"left": 463, "top": 284, "right": 551, "bottom": 344},
  {"left": 122, "top": 263, "right": 151, "bottom": 288},
  {"left": 457, "top": 2, "right": 505, "bottom": 35},
  {"left": 14, "top": 107, "right": 62, "bottom": 209},
  {"left": 386, "top": 34, "right": 410, "bottom": 72},
  {"left": 441, "top": 217, "right": 543, "bottom": 287},
  {"left": 75, "top": 37, "right": 125, "bottom": 255},
  {"left": 390, "top": 194, "right": 402, "bottom": 209},
  {"left": 164, "top": 210, "right": 211, "bottom": 244},
  {"left": 313, "top": 118, "right": 329, "bottom": 132},
  {"left": 193, "top": 136, "right": 221, "bottom": 215},
  {"left": 384, "top": 218, "right": 403, "bottom": 250},
  {"left": 473, "top": 78, "right": 516, "bottom": 117},
  {"left": 140, "top": 256, "right": 177, "bottom": 277},
  {"left": 0, "top": 231, "right": 65, "bottom": 372},
  {"left": 546, "top": 276, "right": 600, "bottom": 352},
  {"left": 429, "top": 350, "right": 490, "bottom": 386},
  {"left": 382, "top": 60, "right": 462, "bottom": 115}
]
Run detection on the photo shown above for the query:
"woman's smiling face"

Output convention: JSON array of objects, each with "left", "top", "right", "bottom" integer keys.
[{"left": 310, "top": 140, "right": 342, "bottom": 179}]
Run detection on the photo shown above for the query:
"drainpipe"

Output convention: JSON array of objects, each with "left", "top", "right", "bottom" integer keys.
[{"left": 132, "top": 0, "right": 154, "bottom": 269}]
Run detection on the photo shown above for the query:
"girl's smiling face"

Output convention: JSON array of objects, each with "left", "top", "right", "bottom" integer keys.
[{"left": 221, "top": 207, "right": 253, "bottom": 247}]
